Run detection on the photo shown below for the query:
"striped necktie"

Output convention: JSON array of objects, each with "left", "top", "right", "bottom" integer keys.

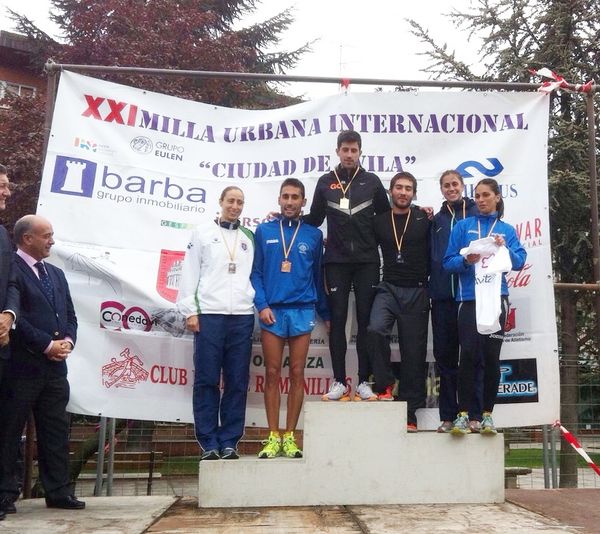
[{"left": 35, "top": 261, "right": 55, "bottom": 305}]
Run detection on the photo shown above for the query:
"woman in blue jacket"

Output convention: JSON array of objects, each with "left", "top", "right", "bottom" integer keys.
[
  {"left": 443, "top": 178, "right": 526, "bottom": 435},
  {"left": 430, "top": 170, "right": 480, "bottom": 433}
]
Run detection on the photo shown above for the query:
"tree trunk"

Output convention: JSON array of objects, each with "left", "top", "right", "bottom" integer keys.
[{"left": 559, "top": 290, "right": 579, "bottom": 488}]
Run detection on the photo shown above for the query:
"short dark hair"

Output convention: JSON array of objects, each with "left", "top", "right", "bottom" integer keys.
[
  {"left": 390, "top": 171, "right": 417, "bottom": 194},
  {"left": 439, "top": 169, "right": 464, "bottom": 186},
  {"left": 0, "top": 164, "right": 7, "bottom": 175},
  {"left": 475, "top": 178, "right": 504, "bottom": 219},
  {"left": 279, "top": 178, "right": 305, "bottom": 198},
  {"left": 337, "top": 130, "right": 362, "bottom": 149}
]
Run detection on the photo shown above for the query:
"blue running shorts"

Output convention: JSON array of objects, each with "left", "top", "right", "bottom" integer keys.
[{"left": 260, "top": 306, "right": 316, "bottom": 338}]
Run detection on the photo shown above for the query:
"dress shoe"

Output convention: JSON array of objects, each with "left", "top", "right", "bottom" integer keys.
[
  {"left": 0, "top": 509, "right": 5, "bottom": 521},
  {"left": 0, "top": 497, "right": 15, "bottom": 514},
  {"left": 45, "top": 495, "right": 86, "bottom": 510}
]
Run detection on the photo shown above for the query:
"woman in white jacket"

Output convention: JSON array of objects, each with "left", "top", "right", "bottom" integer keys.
[{"left": 177, "top": 186, "right": 255, "bottom": 460}]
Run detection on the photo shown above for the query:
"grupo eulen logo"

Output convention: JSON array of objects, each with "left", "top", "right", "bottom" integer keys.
[
  {"left": 130, "top": 136, "right": 153, "bottom": 154},
  {"left": 100, "top": 301, "right": 156, "bottom": 332}
]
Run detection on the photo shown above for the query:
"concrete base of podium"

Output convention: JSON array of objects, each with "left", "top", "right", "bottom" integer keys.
[{"left": 198, "top": 401, "right": 504, "bottom": 508}]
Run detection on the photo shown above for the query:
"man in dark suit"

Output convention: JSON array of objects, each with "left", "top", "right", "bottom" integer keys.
[
  {"left": 0, "top": 166, "right": 18, "bottom": 522},
  {"left": 0, "top": 214, "right": 85, "bottom": 514}
]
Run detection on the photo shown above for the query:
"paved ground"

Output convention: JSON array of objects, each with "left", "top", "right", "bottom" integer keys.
[
  {"left": 1, "top": 491, "right": 598, "bottom": 533},
  {"left": 507, "top": 489, "right": 600, "bottom": 534}
]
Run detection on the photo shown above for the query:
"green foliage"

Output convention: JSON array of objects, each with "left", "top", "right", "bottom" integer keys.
[
  {"left": 408, "top": 0, "right": 600, "bottom": 358},
  {"left": 1, "top": 0, "right": 307, "bottom": 226}
]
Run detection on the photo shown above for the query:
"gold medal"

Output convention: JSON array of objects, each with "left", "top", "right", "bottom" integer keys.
[
  {"left": 281, "top": 260, "right": 292, "bottom": 272},
  {"left": 339, "top": 197, "right": 349, "bottom": 209},
  {"left": 333, "top": 167, "right": 360, "bottom": 212}
]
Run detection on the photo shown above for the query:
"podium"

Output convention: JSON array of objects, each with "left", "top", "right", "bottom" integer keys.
[{"left": 198, "top": 402, "right": 504, "bottom": 507}]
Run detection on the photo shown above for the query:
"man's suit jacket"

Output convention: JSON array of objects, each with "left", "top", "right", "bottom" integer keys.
[
  {"left": 10, "top": 254, "right": 77, "bottom": 377},
  {"left": 0, "top": 227, "right": 19, "bottom": 361}
]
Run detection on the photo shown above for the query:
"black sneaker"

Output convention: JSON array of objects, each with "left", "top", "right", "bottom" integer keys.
[
  {"left": 220, "top": 447, "right": 239, "bottom": 460},
  {"left": 200, "top": 449, "right": 220, "bottom": 460}
]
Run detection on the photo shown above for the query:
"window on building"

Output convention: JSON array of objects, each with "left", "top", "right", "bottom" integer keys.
[{"left": 0, "top": 81, "right": 37, "bottom": 98}]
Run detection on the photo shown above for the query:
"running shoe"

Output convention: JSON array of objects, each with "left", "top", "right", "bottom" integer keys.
[
  {"left": 200, "top": 449, "right": 220, "bottom": 460},
  {"left": 406, "top": 423, "right": 418, "bottom": 433},
  {"left": 378, "top": 384, "right": 395, "bottom": 401},
  {"left": 354, "top": 381, "right": 378, "bottom": 401},
  {"left": 258, "top": 432, "right": 281, "bottom": 458},
  {"left": 468, "top": 420, "right": 482, "bottom": 433},
  {"left": 450, "top": 412, "right": 471, "bottom": 435},
  {"left": 282, "top": 431, "right": 303, "bottom": 458},
  {"left": 437, "top": 421, "right": 453, "bottom": 433},
  {"left": 322, "top": 381, "right": 351, "bottom": 401},
  {"left": 220, "top": 447, "right": 239, "bottom": 460},
  {"left": 480, "top": 412, "right": 498, "bottom": 435}
]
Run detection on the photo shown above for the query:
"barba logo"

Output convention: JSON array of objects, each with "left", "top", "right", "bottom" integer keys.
[
  {"left": 81, "top": 94, "right": 215, "bottom": 144},
  {"left": 50, "top": 155, "right": 206, "bottom": 203}
]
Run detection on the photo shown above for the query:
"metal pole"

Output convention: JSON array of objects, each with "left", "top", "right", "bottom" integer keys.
[
  {"left": 106, "top": 418, "right": 116, "bottom": 496},
  {"left": 94, "top": 417, "right": 107, "bottom": 496},
  {"left": 550, "top": 425, "right": 559, "bottom": 488},
  {"left": 585, "top": 91, "right": 600, "bottom": 341},
  {"left": 43, "top": 61, "right": 541, "bottom": 91},
  {"left": 542, "top": 425, "right": 550, "bottom": 489}
]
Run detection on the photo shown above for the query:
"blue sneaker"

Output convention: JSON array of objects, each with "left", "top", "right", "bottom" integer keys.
[
  {"left": 450, "top": 412, "right": 471, "bottom": 435},
  {"left": 480, "top": 412, "right": 498, "bottom": 435}
]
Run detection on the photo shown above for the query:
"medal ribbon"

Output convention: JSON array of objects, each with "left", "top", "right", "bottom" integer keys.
[
  {"left": 218, "top": 218, "right": 239, "bottom": 263},
  {"left": 279, "top": 219, "right": 302, "bottom": 262},
  {"left": 391, "top": 209, "right": 411, "bottom": 255},
  {"left": 477, "top": 217, "right": 499, "bottom": 239},
  {"left": 333, "top": 166, "right": 361, "bottom": 202}
]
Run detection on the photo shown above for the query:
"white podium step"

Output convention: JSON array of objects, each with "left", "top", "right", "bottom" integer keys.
[{"left": 198, "top": 402, "right": 504, "bottom": 507}]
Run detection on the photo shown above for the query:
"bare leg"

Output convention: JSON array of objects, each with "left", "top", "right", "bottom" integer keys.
[
  {"left": 261, "top": 330, "right": 285, "bottom": 432},
  {"left": 285, "top": 333, "right": 311, "bottom": 432}
]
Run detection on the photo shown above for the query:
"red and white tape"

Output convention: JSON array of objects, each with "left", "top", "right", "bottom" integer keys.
[
  {"left": 529, "top": 67, "right": 594, "bottom": 94},
  {"left": 553, "top": 421, "right": 600, "bottom": 477}
]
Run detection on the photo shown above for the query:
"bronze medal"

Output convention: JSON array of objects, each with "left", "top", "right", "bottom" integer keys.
[{"left": 281, "top": 260, "right": 292, "bottom": 273}]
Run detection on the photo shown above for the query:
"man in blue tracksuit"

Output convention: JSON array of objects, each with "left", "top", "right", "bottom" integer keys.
[
  {"left": 251, "top": 178, "right": 330, "bottom": 459},
  {"left": 429, "top": 170, "right": 482, "bottom": 433}
]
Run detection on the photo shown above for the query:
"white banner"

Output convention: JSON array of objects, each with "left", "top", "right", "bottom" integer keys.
[{"left": 38, "top": 71, "right": 558, "bottom": 430}]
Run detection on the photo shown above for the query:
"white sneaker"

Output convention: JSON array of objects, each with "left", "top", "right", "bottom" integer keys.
[
  {"left": 321, "top": 381, "right": 351, "bottom": 401},
  {"left": 354, "top": 381, "right": 378, "bottom": 401}
]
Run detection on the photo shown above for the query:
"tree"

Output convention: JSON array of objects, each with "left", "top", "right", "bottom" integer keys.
[
  {"left": 408, "top": 0, "right": 600, "bottom": 487},
  {"left": 1, "top": 0, "right": 308, "bottom": 220}
]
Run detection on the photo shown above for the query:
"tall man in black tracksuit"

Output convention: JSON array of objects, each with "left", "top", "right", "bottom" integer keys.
[
  {"left": 304, "top": 130, "right": 390, "bottom": 402},
  {"left": 367, "top": 172, "right": 431, "bottom": 431}
]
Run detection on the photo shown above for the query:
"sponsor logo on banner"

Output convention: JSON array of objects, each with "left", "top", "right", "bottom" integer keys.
[
  {"left": 102, "top": 347, "right": 190, "bottom": 389},
  {"left": 130, "top": 136, "right": 153, "bottom": 154},
  {"left": 156, "top": 249, "right": 185, "bottom": 302},
  {"left": 515, "top": 217, "right": 543, "bottom": 249},
  {"left": 51, "top": 155, "right": 97, "bottom": 197},
  {"left": 73, "top": 136, "right": 116, "bottom": 156},
  {"left": 506, "top": 263, "right": 532, "bottom": 290},
  {"left": 102, "top": 348, "right": 150, "bottom": 389},
  {"left": 496, "top": 359, "right": 539, "bottom": 403},
  {"left": 503, "top": 305, "right": 532, "bottom": 343},
  {"left": 100, "top": 301, "right": 157, "bottom": 332}
]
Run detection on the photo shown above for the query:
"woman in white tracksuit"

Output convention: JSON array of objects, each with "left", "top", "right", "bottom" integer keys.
[{"left": 177, "top": 186, "right": 255, "bottom": 460}]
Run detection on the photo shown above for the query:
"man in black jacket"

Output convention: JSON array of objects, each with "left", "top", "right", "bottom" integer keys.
[
  {"left": 367, "top": 172, "right": 431, "bottom": 431},
  {"left": 304, "top": 131, "right": 390, "bottom": 402},
  {"left": 0, "top": 165, "right": 18, "bottom": 522}
]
